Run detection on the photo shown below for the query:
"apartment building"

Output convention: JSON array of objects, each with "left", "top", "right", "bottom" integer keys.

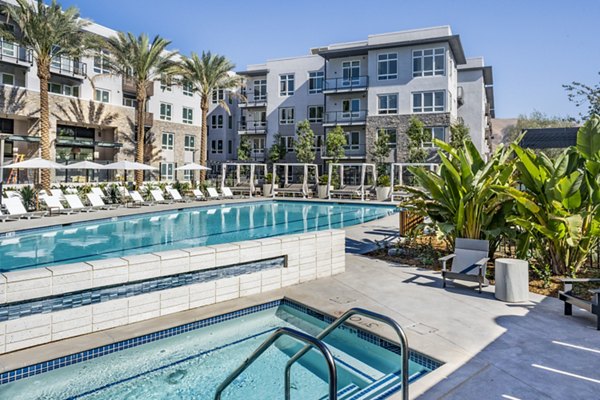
[
  {"left": 227, "top": 26, "right": 494, "bottom": 170},
  {"left": 0, "top": 0, "right": 201, "bottom": 183}
]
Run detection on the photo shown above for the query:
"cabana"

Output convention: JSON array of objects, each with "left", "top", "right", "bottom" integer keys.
[
  {"left": 272, "top": 163, "right": 319, "bottom": 198},
  {"left": 390, "top": 163, "right": 439, "bottom": 201},
  {"left": 327, "top": 163, "right": 377, "bottom": 201},
  {"left": 220, "top": 163, "right": 267, "bottom": 197}
]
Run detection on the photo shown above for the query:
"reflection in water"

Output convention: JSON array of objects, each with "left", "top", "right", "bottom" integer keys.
[{"left": 0, "top": 202, "right": 395, "bottom": 271}]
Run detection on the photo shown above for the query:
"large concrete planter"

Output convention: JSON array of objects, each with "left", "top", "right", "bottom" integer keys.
[
  {"left": 318, "top": 185, "right": 328, "bottom": 199},
  {"left": 263, "top": 184, "right": 277, "bottom": 197},
  {"left": 375, "top": 186, "right": 391, "bottom": 201}
]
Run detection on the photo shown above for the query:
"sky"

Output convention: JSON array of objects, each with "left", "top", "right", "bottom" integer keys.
[{"left": 57, "top": 0, "right": 600, "bottom": 119}]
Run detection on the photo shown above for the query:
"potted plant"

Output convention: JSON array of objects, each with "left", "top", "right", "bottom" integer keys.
[
  {"left": 263, "top": 172, "right": 278, "bottom": 197},
  {"left": 375, "top": 175, "right": 391, "bottom": 201},
  {"left": 19, "top": 186, "right": 36, "bottom": 211},
  {"left": 318, "top": 175, "right": 329, "bottom": 199}
]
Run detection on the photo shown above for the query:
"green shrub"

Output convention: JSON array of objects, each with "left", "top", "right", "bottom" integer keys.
[{"left": 377, "top": 175, "right": 391, "bottom": 187}]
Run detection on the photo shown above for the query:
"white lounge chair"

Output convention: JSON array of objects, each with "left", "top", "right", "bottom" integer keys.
[
  {"left": 91, "top": 187, "right": 106, "bottom": 199},
  {"left": 167, "top": 188, "right": 191, "bottom": 203},
  {"left": 221, "top": 187, "right": 236, "bottom": 199},
  {"left": 64, "top": 194, "right": 96, "bottom": 213},
  {"left": 0, "top": 208, "right": 18, "bottom": 222},
  {"left": 206, "top": 187, "right": 221, "bottom": 200},
  {"left": 4, "top": 197, "right": 46, "bottom": 219},
  {"left": 4, "top": 190, "right": 21, "bottom": 199},
  {"left": 87, "top": 193, "right": 120, "bottom": 210},
  {"left": 129, "top": 190, "right": 154, "bottom": 206},
  {"left": 42, "top": 195, "right": 79, "bottom": 215},
  {"left": 192, "top": 189, "right": 207, "bottom": 201},
  {"left": 50, "top": 188, "right": 65, "bottom": 200},
  {"left": 150, "top": 189, "right": 173, "bottom": 204}
]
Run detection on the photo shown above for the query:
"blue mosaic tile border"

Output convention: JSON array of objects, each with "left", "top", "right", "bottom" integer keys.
[
  {"left": 0, "top": 256, "right": 285, "bottom": 322},
  {"left": 0, "top": 298, "right": 441, "bottom": 387}
]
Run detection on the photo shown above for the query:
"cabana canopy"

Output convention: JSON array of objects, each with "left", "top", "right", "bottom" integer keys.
[
  {"left": 220, "top": 163, "right": 267, "bottom": 197},
  {"left": 327, "top": 163, "right": 377, "bottom": 201},
  {"left": 272, "top": 163, "right": 319, "bottom": 198},
  {"left": 390, "top": 163, "right": 439, "bottom": 201}
]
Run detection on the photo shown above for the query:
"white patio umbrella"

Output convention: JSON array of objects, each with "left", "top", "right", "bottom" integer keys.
[
  {"left": 102, "top": 161, "right": 158, "bottom": 170},
  {"left": 63, "top": 161, "right": 106, "bottom": 170},
  {"left": 1, "top": 157, "right": 64, "bottom": 170},
  {"left": 174, "top": 162, "right": 210, "bottom": 171}
]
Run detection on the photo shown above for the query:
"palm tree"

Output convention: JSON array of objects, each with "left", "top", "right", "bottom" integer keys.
[
  {"left": 1, "top": 0, "right": 90, "bottom": 191},
  {"left": 103, "top": 33, "right": 177, "bottom": 187},
  {"left": 178, "top": 52, "right": 241, "bottom": 184}
]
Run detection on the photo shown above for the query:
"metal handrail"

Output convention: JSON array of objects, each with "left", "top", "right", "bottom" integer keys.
[
  {"left": 214, "top": 327, "right": 338, "bottom": 400},
  {"left": 284, "top": 308, "right": 410, "bottom": 400}
]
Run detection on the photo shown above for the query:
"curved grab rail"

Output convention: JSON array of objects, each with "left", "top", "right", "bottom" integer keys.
[
  {"left": 214, "top": 327, "right": 338, "bottom": 400},
  {"left": 284, "top": 308, "right": 409, "bottom": 400}
]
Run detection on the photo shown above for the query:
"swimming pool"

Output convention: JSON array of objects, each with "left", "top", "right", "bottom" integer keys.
[
  {"left": 0, "top": 201, "right": 396, "bottom": 272},
  {"left": 0, "top": 299, "right": 439, "bottom": 399}
]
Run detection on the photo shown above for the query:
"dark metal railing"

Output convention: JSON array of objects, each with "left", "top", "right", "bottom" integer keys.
[
  {"left": 324, "top": 110, "right": 367, "bottom": 124},
  {"left": 50, "top": 55, "right": 87, "bottom": 77},
  {"left": 238, "top": 121, "right": 267, "bottom": 134},
  {"left": 0, "top": 40, "right": 33, "bottom": 65},
  {"left": 324, "top": 76, "right": 368, "bottom": 92}
]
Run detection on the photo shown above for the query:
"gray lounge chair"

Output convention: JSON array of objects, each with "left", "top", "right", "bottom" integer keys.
[
  {"left": 559, "top": 278, "right": 600, "bottom": 330},
  {"left": 274, "top": 183, "right": 306, "bottom": 197},
  {"left": 440, "top": 238, "right": 490, "bottom": 293},
  {"left": 330, "top": 185, "right": 363, "bottom": 199}
]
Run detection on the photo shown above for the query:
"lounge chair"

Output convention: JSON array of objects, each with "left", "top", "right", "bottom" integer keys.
[
  {"left": 274, "top": 183, "right": 306, "bottom": 198},
  {"left": 129, "top": 190, "right": 154, "bottom": 206},
  {"left": 0, "top": 208, "right": 19, "bottom": 222},
  {"left": 64, "top": 194, "right": 96, "bottom": 213},
  {"left": 559, "top": 278, "right": 600, "bottom": 330},
  {"left": 4, "top": 190, "right": 21, "bottom": 199},
  {"left": 91, "top": 187, "right": 106, "bottom": 199},
  {"left": 4, "top": 197, "right": 46, "bottom": 219},
  {"left": 50, "top": 188, "right": 65, "bottom": 200},
  {"left": 167, "top": 188, "right": 191, "bottom": 203},
  {"left": 330, "top": 185, "right": 364, "bottom": 199},
  {"left": 440, "top": 238, "right": 490, "bottom": 293},
  {"left": 221, "top": 187, "right": 236, "bottom": 199},
  {"left": 192, "top": 189, "right": 207, "bottom": 201},
  {"left": 42, "top": 195, "right": 79, "bottom": 215},
  {"left": 230, "top": 184, "right": 252, "bottom": 196},
  {"left": 150, "top": 189, "right": 173, "bottom": 204},
  {"left": 87, "top": 193, "right": 120, "bottom": 210},
  {"left": 206, "top": 187, "right": 221, "bottom": 200}
]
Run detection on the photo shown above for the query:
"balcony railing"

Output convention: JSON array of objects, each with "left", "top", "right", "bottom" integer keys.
[
  {"left": 323, "top": 110, "right": 367, "bottom": 125},
  {"left": 122, "top": 77, "right": 155, "bottom": 97},
  {"left": 50, "top": 55, "right": 86, "bottom": 78},
  {"left": 323, "top": 76, "right": 368, "bottom": 93},
  {"left": 134, "top": 111, "right": 154, "bottom": 128},
  {"left": 320, "top": 144, "right": 367, "bottom": 159},
  {"left": 0, "top": 40, "right": 33, "bottom": 66},
  {"left": 238, "top": 121, "right": 267, "bottom": 134},
  {"left": 240, "top": 92, "right": 267, "bottom": 107}
]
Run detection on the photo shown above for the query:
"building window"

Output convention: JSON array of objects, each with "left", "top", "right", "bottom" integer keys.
[
  {"left": 182, "top": 107, "right": 193, "bottom": 124},
  {"left": 211, "top": 139, "right": 223, "bottom": 154},
  {"left": 378, "top": 53, "right": 398, "bottom": 80},
  {"left": 252, "top": 137, "right": 265, "bottom": 155},
  {"left": 211, "top": 114, "right": 223, "bottom": 129},
  {"left": 279, "top": 107, "right": 295, "bottom": 125},
  {"left": 281, "top": 136, "right": 294, "bottom": 152},
  {"left": 228, "top": 115, "right": 232, "bottom": 129},
  {"left": 342, "top": 60, "right": 360, "bottom": 84},
  {"left": 94, "top": 88, "right": 110, "bottom": 103},
  {"left": 212, "top": 89, "right": 224, "bottom": 104},
  {"left": 1, "top": 73, "right": 14, "bottom": 85},
  {"left": 228, "top": 140, "right": 232, "bottom": 154},
  {"left": 123, "top": 95, "right": 137, "bottom": 108},
  {"left": 161, "top": 132, "right": 174, "bottom": 150},
  {"left": 423, "top": 127, "right": 446, "bottom": 147},
  {"left": 161, "top": 163, "right": 174, "bottom": 180},
  {"left": 182, "top": 81, "right": 194, "bottom": 96},
  {"left": 160, "top": 103, "right": 172, "bottom": 120},
  {"left": 48, "top": 82, "right": 79, "bottom": 97},
  {"left": 344, "top": 131, "right": 360, "bottom": 151},
  {"left": 160, "top": 76, "right": 172, "bottom": 92},
  {"left": 183, "top": 169, "right": 192, "bottom": 181},
  {"left": 279, "top": 74, "right": 294, "bottom": 96},
  {"left": 413, "top": 48, "right": 445, "bottom": 77},
  {"left": 412, "top": 91, "right": 445, "bottom": 113},
  {"left": 308, "top": 71, "right": 324, "bottom": 94},
  {"left": 379, "top": 128, "right": 397, "bottom": 149},
  {"left": 93, "top": 50, "right": 110, "bottom": 74},
  {"left": 308, "top": 106, "right": 323, "bottom": 123},
  {"left": 378, "top": 94, "right": 398, "bottom": 114},
  {"left": 342, "top": 99, "right": 360, "bottom": 116},
  {"left": 184, "top": 135, "right": 195, "bottom": 151},
  {"left": 253, "top": 79, "right": 267, "bottom": 100}
]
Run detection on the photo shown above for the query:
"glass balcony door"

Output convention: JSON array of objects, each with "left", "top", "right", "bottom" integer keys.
[
  {"left": 342, "top": 99, "right": 360, "bottom": 119},
  {"left": 342, "top": 61, "right": 360, "bottom": 87}
]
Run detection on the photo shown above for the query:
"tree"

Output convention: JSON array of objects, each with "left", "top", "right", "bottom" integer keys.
[
  {"left": 406, "top": 117, "right": 428, "bottom": 163},
  {"left": 294, "top": 120, "right": 315, "bottom": 164},
  {"left": 103, "top": 33, "right": 177, "bottom": 187},
  {"left": 267, "top": 133, "right": 286, "bottom": 164},
  {"left": 237, "top": 137, "right": 252, "bottom": 161},
  {"left": 1, "top": 0, "right": 90, "bottom": 191},
  {"left": 325, "top": 126, "right": 346, "bottom": 163},
  {"left": 563, "top": 72, "right": 600, "bottom": 120},
  {"left": 449, "top": 119, "right": 471, "bottom": 148},
  {"left": 370, "top": 129, "right": 391, "bottom": 177},
  {"left": 177, "top": 52, "right": 241, "bottom": 184}
]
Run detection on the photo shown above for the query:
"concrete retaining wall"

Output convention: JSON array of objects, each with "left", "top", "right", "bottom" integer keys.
[{"left": 0, "top": 230, "right": 345, "bottom": 354}]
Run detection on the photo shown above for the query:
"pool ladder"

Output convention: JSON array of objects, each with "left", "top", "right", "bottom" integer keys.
[{"left": 213, "top": 308, "right": 409, "bottom": 400}]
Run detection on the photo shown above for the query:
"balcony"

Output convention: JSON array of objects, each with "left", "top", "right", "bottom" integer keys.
[
  {"left": 323, "top": 76, "right": 368, "bottom": 94},
  {"left": 239, "top": 93, "right": 267, "bottom": 108},
  {"left": 321, "top": 144, "right": 367, "bottom": 159},
  {"left": 238, "top": 121, "right": 267, "bottom": 135},
  {"left": 323, "top": 110, "right": 367, "bottom": 126},
  {"left": 0, "top": 40, "right": 33, "bottom": 66},
  {"left": 50, "top": 56, "right": 86, "bottom": 79},
  {"left": 122, "top": 76, "right": 155, "bottom": 97},
  {"left": 135, "top": 111, "right": 154, "bottom": 128},
  {"left": 249, "top": 150, "right": 266, "bottom": 162}
]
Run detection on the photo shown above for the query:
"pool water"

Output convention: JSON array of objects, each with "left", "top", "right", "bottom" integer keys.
[
  {"left": 0, "top": 201, "right": 396, "bottom": 271},
  {"left": 0, "top": 301, "right": 436, "bottom": 399}
]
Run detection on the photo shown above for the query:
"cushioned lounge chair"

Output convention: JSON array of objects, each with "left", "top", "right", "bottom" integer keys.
[
  {"left": 64, "top": 194, "right": 96, "bottom": 213},
  {"left": 4, "top": 197, "right": 46, "bottom": 219},
  {"left": 87, "top": 193, "right": 120, "bottom": 210},
  {"left": 42, "top": 195, "right": 79, "bottom": 215}
]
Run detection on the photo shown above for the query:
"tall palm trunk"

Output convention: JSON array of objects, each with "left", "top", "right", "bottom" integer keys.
[
  {"left": 135, "top": 84, "right": 147, "bottom": 188},
  {"left": 199, "top": 96, "right": 209, "bottom": 184},
  {"left": 37, "top": 59, "right": 51, "bottom": 192}
]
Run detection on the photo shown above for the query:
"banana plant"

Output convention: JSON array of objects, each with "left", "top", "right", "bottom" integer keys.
[
  {"left": 497, "top": 115, "right": 600, "bottom": 276},
  {"left": 400, "top": 139, "right": 516, "bottom": 255}
]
